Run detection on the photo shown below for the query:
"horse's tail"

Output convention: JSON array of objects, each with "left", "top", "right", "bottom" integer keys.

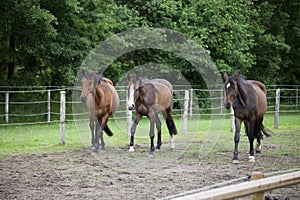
[
  {"left": 169, "top": 118, "right": 178, "bottom": 135},
  {"left": 255, "top": 118, "right": 271, "bottom": 139},
  {"left": 104, "top": 125, "right": 113, "bottom": 136},
  {"left": 162, "top": 111, "right": 178, "bottom": 135},
  {"left": 261, "top": 123, "right": 271, "bottom": 138}
]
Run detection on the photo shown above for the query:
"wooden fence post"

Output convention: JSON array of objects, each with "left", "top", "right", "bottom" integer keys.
[
  {"left": 126, "top": 89, "right": 132, "bottom": 137},
  {"left": 250, "top": 171, "right": 265, "bottom": 200},
  {"left": 60, "top": 91, "right": 66, "bottom": 144},
  {"left": 230, "top": 105, "right": 235, "bottom": 132},
  {"left": 183, "top": 90, "right": 189, "bottom": 134},
  {"left": 5, "top": 92, "right": 9, "bottom": 123},
  {"left": 274, "top": 88, "right": 280, "bottom": 129},
  {"left": 47, "top": 90, "right": 51, "bottom": 122},
  {"left": 189, "top": 89, "right": 193, "bottom": 116}
]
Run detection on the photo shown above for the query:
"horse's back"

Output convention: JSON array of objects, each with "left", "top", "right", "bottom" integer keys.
[
  {"left": 102, "top": 77, "right": 114, "bottom": 86},
  {"left": 150, "top": 79, "right": 173, "bottom": 91},
  {"left": 154, "top": 82, "right": 172, "bottom": 107},
  {"left": 249, "top": 80, "right": 266, "bottom": 94},
  {"left": 105, "top": 80, "right": 119, "bottom": 114},
  {"left": 251, "top": 83, "right": 267, "bottom": 117},
  {"left": 111, "top": 85, "right": 119, "bottom": 113},
  {"left": 97, "top": 78, "right": 119, "bottom": 114},
  {"left": 140, "top": 79, "right": 173, "bottom": 112}
]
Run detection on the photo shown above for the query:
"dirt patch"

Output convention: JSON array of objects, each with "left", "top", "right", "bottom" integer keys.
[{"left": 0, "top": 143, "right": 299, "bottom": 200}]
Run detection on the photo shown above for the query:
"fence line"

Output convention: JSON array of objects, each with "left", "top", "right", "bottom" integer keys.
[{"left": 0, "top": 86, "right": 299, "bottom": 126}]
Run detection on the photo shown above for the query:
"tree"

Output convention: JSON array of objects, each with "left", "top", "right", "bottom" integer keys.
[
  {"left": 0, "top": 0, "right": 123, "bottom": 86},
  {"left": 0, "top": 0, "right": 57, "bottom": 86},
  {"left": 248, "top": 1, "right": 290, "bottom": 85}
]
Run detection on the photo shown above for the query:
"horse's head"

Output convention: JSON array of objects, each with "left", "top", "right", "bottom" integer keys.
[
  {"left": 80, "top": 70, "right": 101, "bottom": 103},
  {"left": 223, "top": 73, "right": 239, "bottom": 109},
  {"left": 127, "top": 75, "right": 149, "bottom": 110},
  {"left": 127, "top": 75, "right": 140, "bottom": 110}
]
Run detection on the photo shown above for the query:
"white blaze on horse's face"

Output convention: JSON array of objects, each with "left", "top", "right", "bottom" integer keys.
[
  {"left": 224, "top": 81, "right": 235, "bottom": 109},
  {"left": 127, "top": 83, "right": 135, "bottom": 110},
  {"left": 226, "top": 82, "right": 231, "bottom": 89}
]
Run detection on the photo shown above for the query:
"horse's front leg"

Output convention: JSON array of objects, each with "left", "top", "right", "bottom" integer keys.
[
  {"left": 129, "top": 113, "right": 142, "bottom": 152},
  {"left": 93, "top": 125, "right": 102, "bottom": 153},
  {"left": 233, "top": 118, "right": 242, "bottom": 164},
  {"left": 89, "top": 120, "right": 95, "bottom": 147},
  {"left": 155, "top": 114, "right": 162, "bottom": 150}
]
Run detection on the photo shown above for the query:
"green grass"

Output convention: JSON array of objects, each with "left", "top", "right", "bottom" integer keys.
[
  {"left": 0, "top": 113, "right": 299, "bottom": 159},
  {"left": 0, "top": 123, "right": 84, "bottom": 158}
]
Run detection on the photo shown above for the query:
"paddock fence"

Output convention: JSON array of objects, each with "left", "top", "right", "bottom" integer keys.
[{"left": 0, "top": 85, "right": 299, "bottom": 128}]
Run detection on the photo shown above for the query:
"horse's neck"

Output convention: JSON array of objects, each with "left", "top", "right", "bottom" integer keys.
[{"left": 236, "top": 78, "right": 252, "bottom": 108}]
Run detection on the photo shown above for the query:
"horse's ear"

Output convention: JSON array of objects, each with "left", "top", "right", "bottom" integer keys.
[
  {"left": 127, "top": 74, "right": 131, "bottom": 81},
  {"left": 82, "top": 69, "right": 85, "bottom": 76},
  {"left": 94, "top": 73, "right": 102, "bottom": 84},
  {"left": 233, "top": 73, "right": 240, "bottom": 81},
  {"left": 135, "top": 71, "right": 140, "bottom": 80},
  {"left": 223, "top": 73, "right": 228, "bottom": 80},
  {"left": 138, "top": 77, "right": 143, "bottom": 87}
]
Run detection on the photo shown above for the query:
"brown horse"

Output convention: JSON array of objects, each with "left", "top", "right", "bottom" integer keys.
[
  {"left": 127, "top": 76, "right": 178, "bottom": 156},
  {"left": 223, "top": 73, "right": 270, "bottom": 163},
  {"left": 80, "top": 70, "right": 119, "bottom": 153}
]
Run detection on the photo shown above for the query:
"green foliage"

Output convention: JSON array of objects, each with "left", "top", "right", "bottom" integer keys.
[{"left": 0, "top": 0, "right": 298, "bottom": 87}]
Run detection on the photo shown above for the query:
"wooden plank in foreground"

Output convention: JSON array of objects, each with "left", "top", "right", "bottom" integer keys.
[{"left": 173, "top": 171, "right": 300, "bottom": 200}]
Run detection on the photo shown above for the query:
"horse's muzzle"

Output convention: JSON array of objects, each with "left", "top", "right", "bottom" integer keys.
[
  {"left": 80, "top": 96, "right": 87, "bottom": 103},
  {"left": 128, "top": 104, "right": 135, "bottom": 110},
  {"left": 225, "top": 103, "right": 231, "bottom": 109}
]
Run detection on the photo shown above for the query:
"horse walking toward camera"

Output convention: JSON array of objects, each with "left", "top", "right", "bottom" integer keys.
[
  {"left": 127, "top": 76, "right": 178, "bottom": 156},
  {"left": 80, "top": 70, "right": 119, "bottom": 153},
  {"left": 223, "top": 73, "right": 271, "bottom": 163}
]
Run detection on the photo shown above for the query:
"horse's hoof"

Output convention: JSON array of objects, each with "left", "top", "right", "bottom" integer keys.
[
  {"left": 232, "top": 159, "right": 239, "bottom": 164},
  {"left": 248, "top": 156, "right": 255, "bottom": 162},
  {"left": 255, "top": 144, "right": 262, "bottom": 153},
  {"left": 129, "top": 146, "right": 135, "bottom": 152},
  {"left": 91, "top": 152, "right": 98, "bottom": 156},
  {"left": 148, "top": 153, "right": 154, "bottom": 158}
]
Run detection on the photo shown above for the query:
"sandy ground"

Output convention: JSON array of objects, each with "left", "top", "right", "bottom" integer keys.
[{"left": 0, "top": 140, "right": 299, "bottom": 200}]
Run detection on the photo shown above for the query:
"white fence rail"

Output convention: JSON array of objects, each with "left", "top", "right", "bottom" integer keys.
[{"left": 0, "top": 86, "right": 299, "bottom": 127}]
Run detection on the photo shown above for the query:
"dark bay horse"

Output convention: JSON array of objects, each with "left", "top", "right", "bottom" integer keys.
[
  {"left": 223, "top": 73, "right": 270, "bottom": 163},
  {"left": 80, "top": 70, "right": 119, "bottom": 153},
  {"left": 127, "top": 76, "right": 178, "bottom": 156}
]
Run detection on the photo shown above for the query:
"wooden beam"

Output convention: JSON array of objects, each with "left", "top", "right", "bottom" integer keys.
[{"left": 173, "top": 171, "right": 300, "bottom": 200}]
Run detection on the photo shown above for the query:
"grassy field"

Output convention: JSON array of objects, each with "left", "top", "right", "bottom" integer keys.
[{"left": 0, "top": 113, "right": 299, "bottom": 159}]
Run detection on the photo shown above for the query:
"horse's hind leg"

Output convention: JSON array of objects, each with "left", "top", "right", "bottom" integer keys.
[
  {"left": 255, "top": 118, "right": 263, "bottom": 153},
  {"left": 163, "top": 109, "right": 176, "bottom": 149},
  {"left": 155, "top": 114, "right": 162, "bottom": 150},
  {"left": 246, "top": 120, "right": 256, "bottom": 162},
  {"left": 256, "top": 138, "right": 262, "bottom": 153},
  {"left": 149, "top": 115, "right": 156, "bottom": 156}
]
